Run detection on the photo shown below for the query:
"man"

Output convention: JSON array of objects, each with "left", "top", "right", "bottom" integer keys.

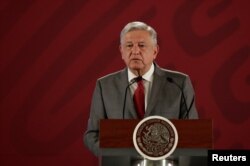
[{"left": 84, "top": 21, "right": 198, "bottom": 156}]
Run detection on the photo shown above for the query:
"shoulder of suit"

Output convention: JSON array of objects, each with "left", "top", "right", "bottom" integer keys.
[
  {"left": 157, "top": 66, "right": 188, "bottom": 79},
  {"left": 158, "top": 68, "right": 191, "bottom": 86},
  {"left": 97, "top": 69, "right": 126, "bottom": 83}
]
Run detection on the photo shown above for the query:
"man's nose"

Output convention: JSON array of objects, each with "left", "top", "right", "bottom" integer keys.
[{"left": 131, "top": 45, "right": 140, "bottom": 54}]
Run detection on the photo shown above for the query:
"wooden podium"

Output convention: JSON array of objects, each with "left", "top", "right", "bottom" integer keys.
[{"left": 99, "top": 119, "right": 213, "bottom": 166}]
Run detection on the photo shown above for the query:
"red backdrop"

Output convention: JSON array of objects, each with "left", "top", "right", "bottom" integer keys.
[{"left": 0, "top": 0, "right": 249, "bottom": 165}]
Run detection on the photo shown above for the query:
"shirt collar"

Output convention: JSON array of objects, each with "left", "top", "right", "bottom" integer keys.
[{"left": 128, "top": 63, "right": 155, "bottom": 82}]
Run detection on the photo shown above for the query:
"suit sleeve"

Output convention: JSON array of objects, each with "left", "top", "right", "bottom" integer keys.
[
  {"left": 181, "top": 76, "right": 198, "bottom": 119},
  {"left": 84, "top": 80, "right": 105, "bottom": 156}
]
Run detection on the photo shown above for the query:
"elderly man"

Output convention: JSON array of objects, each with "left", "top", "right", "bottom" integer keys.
[{"left": 84, "top": 21, "right": 198, "bottom": 156}]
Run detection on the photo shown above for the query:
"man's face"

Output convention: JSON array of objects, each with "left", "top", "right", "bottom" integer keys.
[{"left": 120, "top": 30, "right": 159, "bottom": 75}]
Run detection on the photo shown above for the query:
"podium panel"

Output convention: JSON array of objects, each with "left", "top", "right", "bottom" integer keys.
[{"left": 99, "top": 119, "right": 212, "bottom": 166}]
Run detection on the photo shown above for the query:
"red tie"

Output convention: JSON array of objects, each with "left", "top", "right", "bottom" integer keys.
[{"left": 133, "top": 79, "right": 145, "bottom": 119}]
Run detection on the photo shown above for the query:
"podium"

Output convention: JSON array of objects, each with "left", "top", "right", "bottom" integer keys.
[{"left": 99, "top": 119, "right": 213, "bottom": 166}]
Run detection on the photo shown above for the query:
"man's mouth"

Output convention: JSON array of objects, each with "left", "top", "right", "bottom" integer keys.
[{"left": 131, "top": 58, "right": 142, "bottom": 61}]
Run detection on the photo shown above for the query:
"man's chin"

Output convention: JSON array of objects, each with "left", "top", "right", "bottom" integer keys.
[
  {"left": 129, "top": 66, "right": 144, "bottom": 75},
  {"left": 129, "top": 61, "right": 143, "bottom": 67},
  {"left": 129, "top": 65, "right": 142, "bottom": 70}
]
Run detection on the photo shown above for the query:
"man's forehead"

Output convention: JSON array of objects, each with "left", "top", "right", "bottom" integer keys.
[
  {"left": 124, "top": 30, "right": 150, "bottom": 37},
  {"left": 123, "top": 33, "right": 150, "bottom": 42},
  {"left": 124, "top": 41, "right": 146, "bottom": 43}
]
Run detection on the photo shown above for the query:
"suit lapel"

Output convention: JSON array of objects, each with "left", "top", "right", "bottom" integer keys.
[{"left": 145, "top": 65, "right": 166, "bottom": 116}]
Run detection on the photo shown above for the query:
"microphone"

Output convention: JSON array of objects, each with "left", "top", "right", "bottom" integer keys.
[
  {"left": 122, "top": 76, "right": 142, "bottom": 119},
  {"left": 166, "top": 77, "right": 194, "bottom": 119}
]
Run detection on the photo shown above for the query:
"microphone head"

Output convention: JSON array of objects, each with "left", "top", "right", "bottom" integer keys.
[
  {"left": 136, "top": 76, "right": 143, "bottom": 82},
  {"left": 130, "top": 76, "right": 143, "bottom": 84},
  {"left": 166, "top": 77, "right": 173, "bottom": 83}
]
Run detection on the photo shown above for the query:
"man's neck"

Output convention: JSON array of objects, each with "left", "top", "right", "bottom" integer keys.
[
  {"left": 129, "top": 64, "right": 154, "bottom": 76},
  {"left": 128, "top": 63, "right": 155, "bottom": 81}
]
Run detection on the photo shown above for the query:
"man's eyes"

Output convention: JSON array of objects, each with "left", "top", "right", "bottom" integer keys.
[
  {"left": 138, "top": 44, "right": 145, "bottom": 48},
  {"left": 126, "top": 44, "right": 133, "bottom": 48},
  {"left": 125, "top": 44, "right": 146, "bottom": 48}
]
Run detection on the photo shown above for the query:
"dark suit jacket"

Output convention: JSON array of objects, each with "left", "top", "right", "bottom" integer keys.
[{"left": 84, "top": 64, "right": 198, "bottom": 155}]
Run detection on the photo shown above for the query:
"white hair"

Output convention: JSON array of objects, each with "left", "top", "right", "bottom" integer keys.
[{"left": 120, "top": 21, "right": 157, "bottom": 45}]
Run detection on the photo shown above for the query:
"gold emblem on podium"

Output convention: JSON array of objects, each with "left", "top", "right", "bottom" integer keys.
[{"left": 133, "top": 116, "right": 178, "bottom": 160}]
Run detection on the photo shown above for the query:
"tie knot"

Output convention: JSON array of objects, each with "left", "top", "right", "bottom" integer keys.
[{"left": 135, "top": 76, "right": 143, "bottom": 82}]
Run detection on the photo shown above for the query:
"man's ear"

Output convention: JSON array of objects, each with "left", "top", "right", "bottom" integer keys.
[
  {"left": 153, "top": 44, "right": 159, "bottom": 59},
  {"left": 119, "top": 45, "right": 124, "bottom": 60},
  {"left": 119, "top": 45, "right": 122, "bottom": 53}
]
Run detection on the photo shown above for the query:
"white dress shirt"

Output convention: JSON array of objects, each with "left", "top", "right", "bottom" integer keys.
[{"left": 128, "top": 64, "right": 154, "bottom": 111}]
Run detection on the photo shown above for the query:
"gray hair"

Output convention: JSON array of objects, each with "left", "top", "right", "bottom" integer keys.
[{"left": 120, "top": 21, "right": 157, "bottom": 45}]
